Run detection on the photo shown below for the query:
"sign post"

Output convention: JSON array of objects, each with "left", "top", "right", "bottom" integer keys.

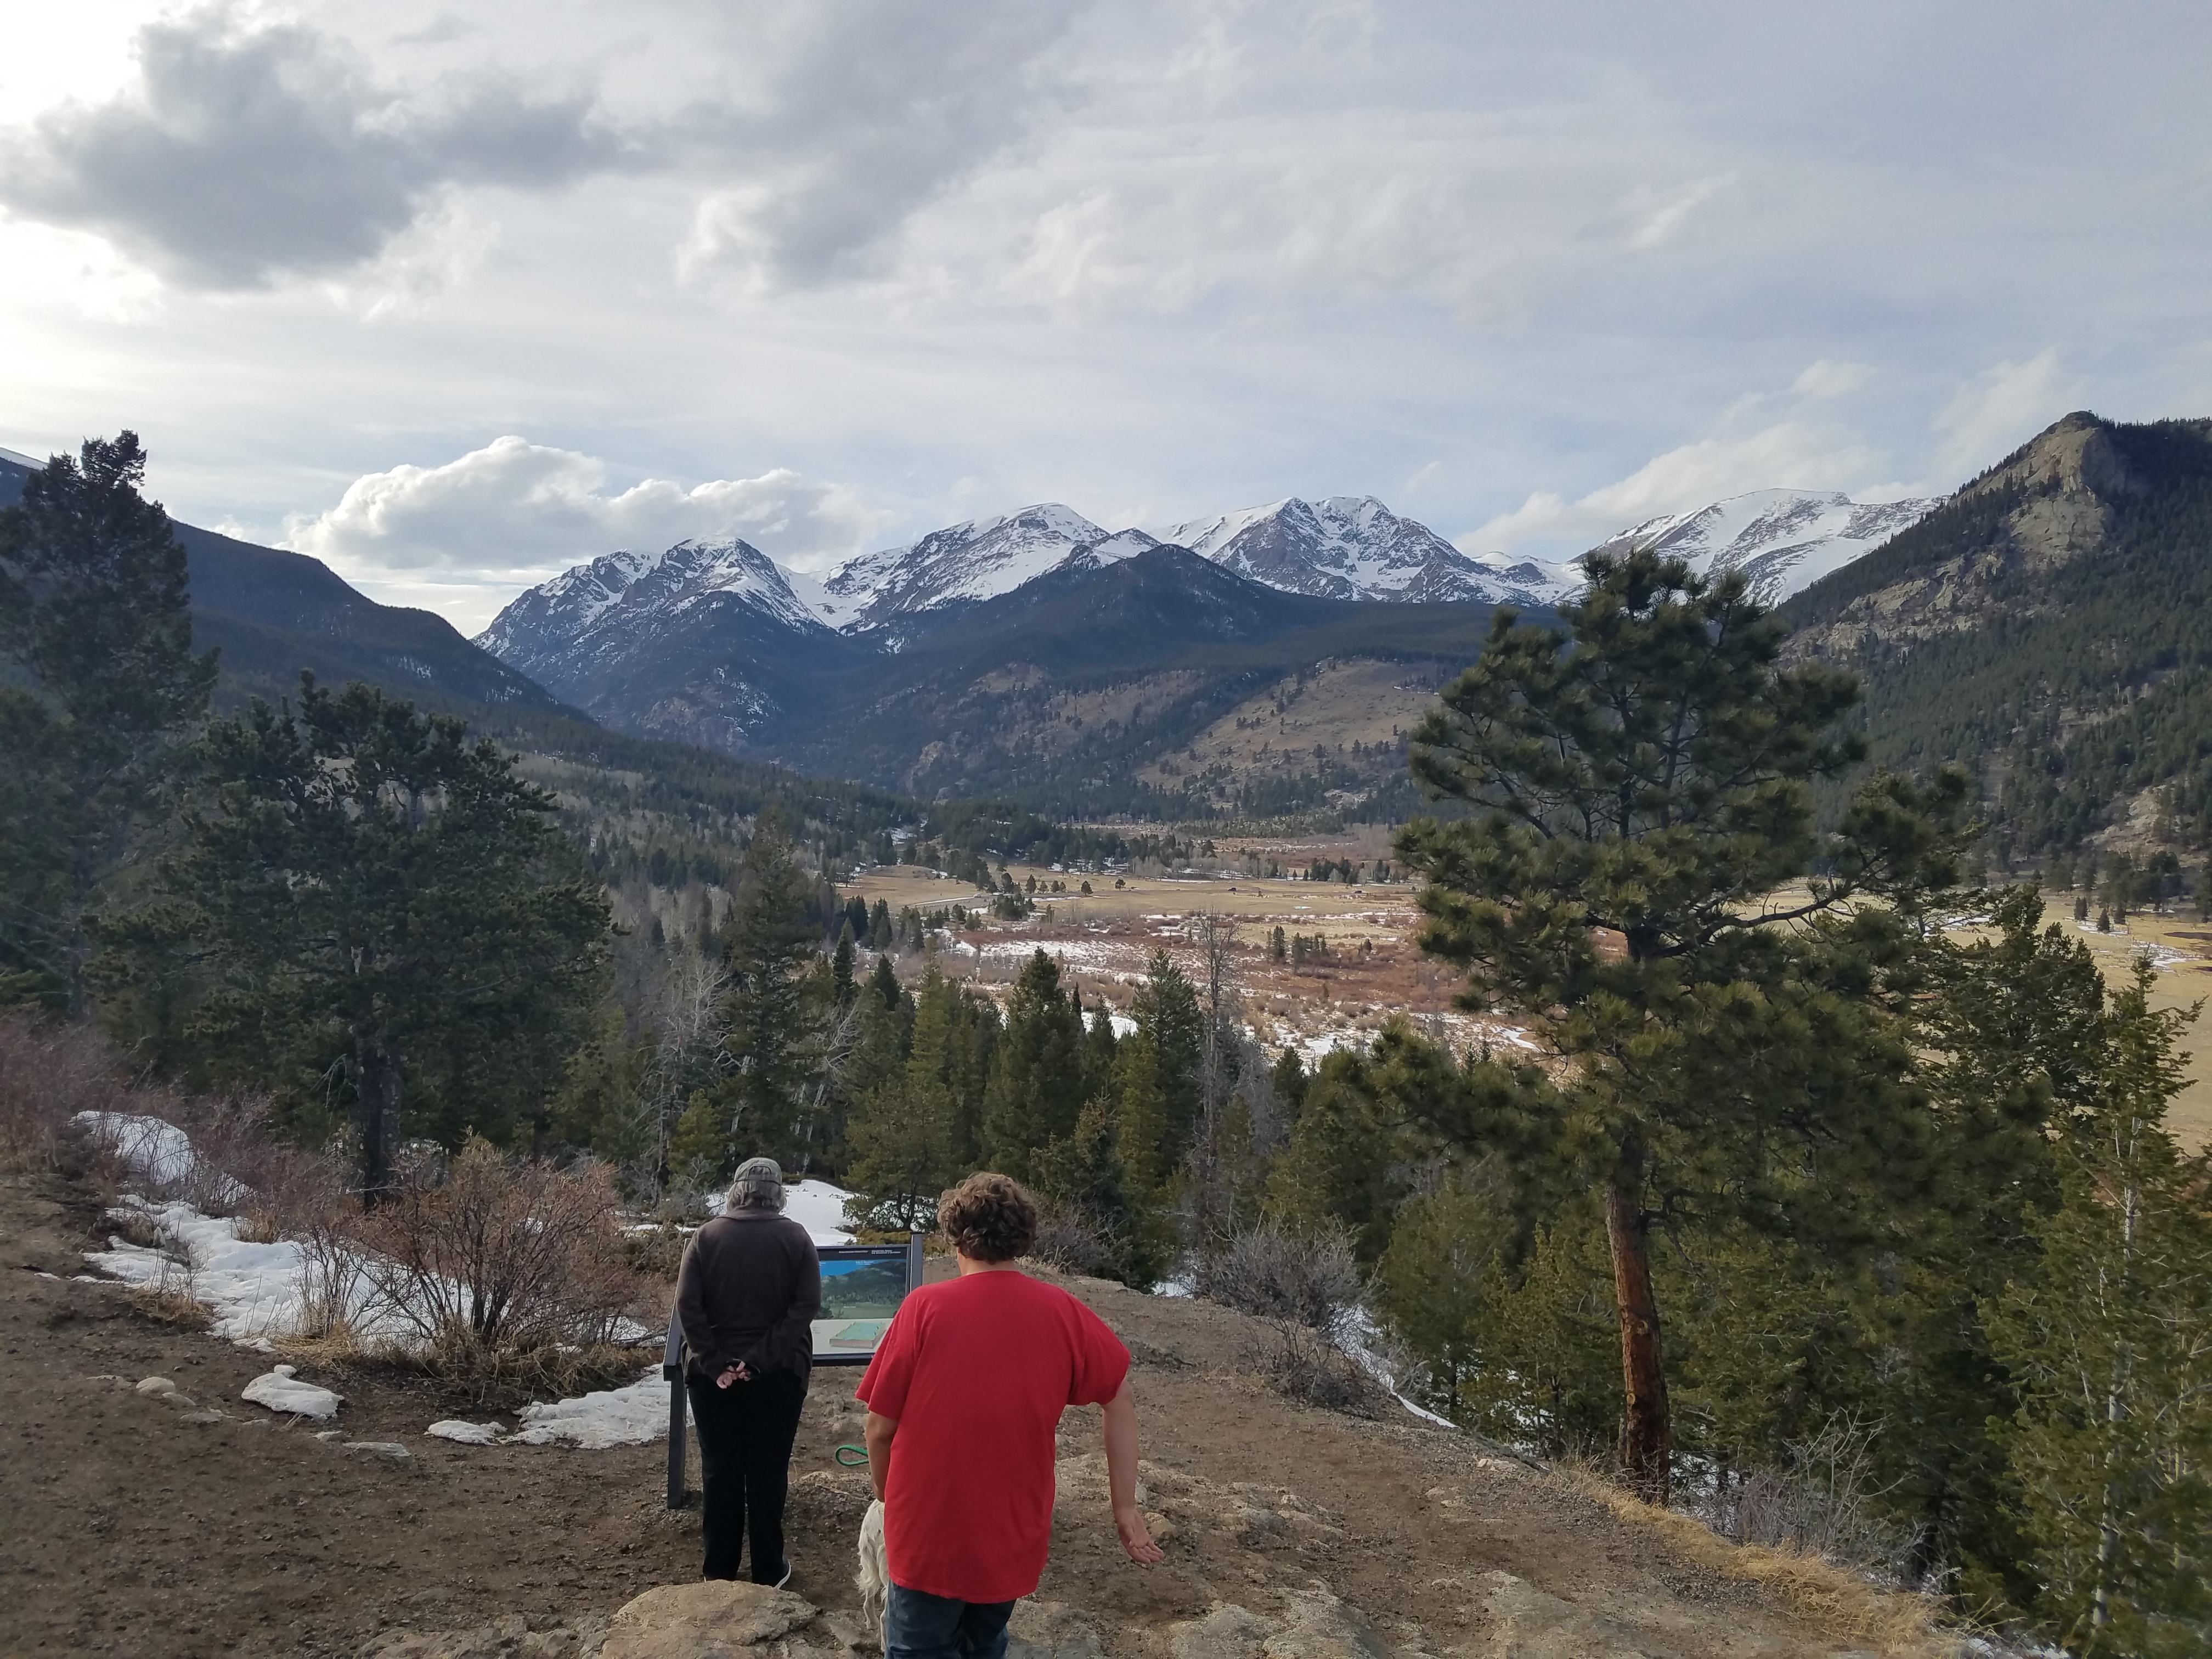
[{"left": 663, "top": 1234, "right": 922, "bottom": 1509}]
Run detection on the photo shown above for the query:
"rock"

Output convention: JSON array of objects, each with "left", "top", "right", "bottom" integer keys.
[
  {"left": 598, "top": 1580, "right": 817, "bottom": 1659},
  {"left": 315, "top": 1430, "right": 347, "bottom": 1443},
  {"left": 1007, "top": 1599, "right": 1107, "bottom": 1659},
  {"left": 1168, "top": 1604, "right": 1271, "bottom": 1659},
  {"left": 1261, "top": 1593, "right": 1386, "bottom": 1659},
  {"left": 176, "top": 1408, "right": 227, "bottom": 1425},
  {"left": 160, "top": 1390, "right": 200, "bottom": 1409},
  {"left": 1470, "top": 1572, "right": 1646, "bottom": 1659},
  {"left": 345, "top": 1440, "right": 415, "bottom": 1463},
  {"left": 134, "top": 1375, "right": 177, "bottom": 1396}
]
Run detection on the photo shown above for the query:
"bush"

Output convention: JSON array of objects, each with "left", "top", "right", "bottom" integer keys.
[
  {"left": 1029, "top": 1210, "right": 1123, "bottom": 1279},
  {"left": 0, "top": 1012, "right": 136, "bottom": 1176},
  {"left": 359, "top": 1138, "right": 637, "bottom": 1357},
  {"left": 1194, "top": 1221, "right": 1364, "bottom": 1330},
  {"left": 1239, "top": 1321, "right": 1386, "bottom": 1417}
]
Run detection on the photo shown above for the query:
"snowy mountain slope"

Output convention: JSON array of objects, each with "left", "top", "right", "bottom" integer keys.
[
  {"left": 1159, "top": 495, "right": 1571, "bottom": 606},
  {"left": 1580, "top": 489, "right": 1942, "bottom": 607},
  {"left": 812, "top": 505, "right": 1156, "bottom": 637},
  {"left": 476, "top": 536, "right": 825, "bottom": 683}
]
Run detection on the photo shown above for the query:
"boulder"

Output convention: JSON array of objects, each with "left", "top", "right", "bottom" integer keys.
[
  {"left": 1470, "top": 1573, "right": 1646, "bottom": 1659},
  {"left": 1261, "top": 1593, "right": 1387, "bottom": 1659},
  {"left": 1168, "top": 1604, "right": 1271, "bottom": 1659},
  {"left": 1007, "top": 1599, "right": 1107, "bottom": 1659},
  {"left": 598, "top": 1581, "right": 819, "bottom": 1659},
  {"left": 134, "top": 1375, "right": 177, "bottom": 1396}
]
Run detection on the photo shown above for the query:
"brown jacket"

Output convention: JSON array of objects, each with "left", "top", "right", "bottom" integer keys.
[{"left": 674, "top": 1209, "right": 821, "bottom": 1385}]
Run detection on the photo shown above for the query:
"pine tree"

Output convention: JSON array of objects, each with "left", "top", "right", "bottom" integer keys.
[
  {"left": 832, "top": 922, "right": 857, "bottom": 1008},
  {"left": 1132, "top": 947, "right": 1204, "bottom": 1169},
  {"left": 0, "top": 434, "right": 218, "bottom": 1010},
  {"left": 1987, "top": 965, "right": 2212, "bottom": 1654},
  {"left": 1084, "top": 1002, "right": 1119, "bottom": 1100},
  {"left": 1035, "top": 1099, "right": 1167, "bottom": 1287},
  {"left": 1395, "top": 547, "right": 1971, "bottom": 1500},
  {"left": 982, "top": 949, "right": 1087, "bottom": 1180},
  {"left": 706, "top": 808, "right": 822, "bottom": 1172},
  {"left": 1113, "top": 1026, "right": 1169, "bottom": 1196},
  {"left": 97, "top": 675, "right": 608, "bottom": 1196}
]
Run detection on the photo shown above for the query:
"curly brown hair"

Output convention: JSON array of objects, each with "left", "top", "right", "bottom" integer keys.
[{"left": 938, "top": 1172, "right": 1039, "bottom": 1263}]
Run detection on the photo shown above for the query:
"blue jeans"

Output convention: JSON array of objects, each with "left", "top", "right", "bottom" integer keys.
[{"left": 884, "top": 1583, "right": 1014, "bottom": 1659}]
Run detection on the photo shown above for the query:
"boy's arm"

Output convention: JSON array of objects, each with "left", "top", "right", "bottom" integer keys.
[
  {"left": 1101, "top": 1375, "right": 1163, "bottom": 1565},
  {"left": 863, "top": 1410, "right": 898, "bottom": 1502}
]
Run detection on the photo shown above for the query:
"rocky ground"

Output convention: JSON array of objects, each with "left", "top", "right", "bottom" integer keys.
[{"left": 3, "top": 1170, "right": 1954, "bottom": 1658}]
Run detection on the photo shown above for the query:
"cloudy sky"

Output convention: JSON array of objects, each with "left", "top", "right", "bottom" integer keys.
[{"left": 4, "top": 2, "right": 2209, "bottom": 633}]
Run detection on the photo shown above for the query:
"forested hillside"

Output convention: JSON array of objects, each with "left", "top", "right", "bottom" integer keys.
[{"left": 1783, "top": 411, "right": 2212, "bottom": 863}]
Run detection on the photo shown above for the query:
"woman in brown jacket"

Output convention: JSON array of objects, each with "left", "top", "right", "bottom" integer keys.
[{"left": 675, "top": 1156, "right": 822, "bottom": 1585}]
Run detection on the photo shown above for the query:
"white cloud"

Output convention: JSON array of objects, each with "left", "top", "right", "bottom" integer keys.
[
  {"left": 1461, "top": 420, "right": 1886, "bottom": 556},
  {"left": 1619, "top": 172, "right": 1737, "bottom": 251},
  {"left": 1932, "top": 347, "right": 2073, "bottom": 482},
  {"left": 0, "top": 8, "right": 620, "bottom": 288},
  {"left": 284, "top": 436, "right": 889, "bottom": 630}
]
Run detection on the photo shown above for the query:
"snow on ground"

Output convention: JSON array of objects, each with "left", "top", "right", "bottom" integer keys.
[
  {"left": 427, "top": 1420, "right": 503, "bottom": 1445},
  {"left": 507, "top": 1369, "right": 666, "bottom": 1448},
  {"left": 82, "top": 1197, "right": 398, "bottom": 1343},
  {"left": 240, "top": 1364, "right": 342, "bottom": 1420},
  {"left": 71, "top": 1111, "right": 244, "bottom": 1202},
  {"left": 702, "top": 1178, "right": 856, "bottom": 1244},
  {"left": 783, "top": 1179, "right": 857, "bottom": 1244}
]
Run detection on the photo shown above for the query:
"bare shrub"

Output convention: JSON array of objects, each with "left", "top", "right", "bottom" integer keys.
[
  {"left": 1029, "top": 1210, "right": 1121, "bottom": 1279},
  {"left": 359, "top": 1139, "right": 636, "bottom": 1358},
  {"left": 1193, "top": 1221, "right": 1364, "bottom": 1331},
  {"left": 618, "top": 1221, "right": 692, "bottom": 1282},
  {"left": 1701, "top": 1414, "right": 1914, "bottom": 1576},
  {"left": 1240, "top": 1320, "right": 1386, "bottom": 1417},
  {"left": 0, "top": 1012, "right": 133, "bottom": 1177}
]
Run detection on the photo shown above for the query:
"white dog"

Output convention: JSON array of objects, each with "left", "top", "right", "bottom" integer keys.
[{"left": 856, "top": 1498, "right": 890, "bottom": 1649}]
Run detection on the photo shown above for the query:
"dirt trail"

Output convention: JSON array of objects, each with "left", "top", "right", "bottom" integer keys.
[{"left": 2, "top": 1174, "right": 1937, "bottom": 1658}]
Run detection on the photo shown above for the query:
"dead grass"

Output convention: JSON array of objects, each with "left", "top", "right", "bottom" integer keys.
[{"left": 1551, "top": 1462, "right": 1955, "bottom": 1656}]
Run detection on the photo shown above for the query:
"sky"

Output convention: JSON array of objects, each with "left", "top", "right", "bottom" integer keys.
[{"left": 4, "top": 2, "right": 2210, "bottom": 635}]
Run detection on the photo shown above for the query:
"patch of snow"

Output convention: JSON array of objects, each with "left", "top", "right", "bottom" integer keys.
[
  {"left": 71, "top": 1111, "right": 243, "bottom": 1200},
  {"left": 784, "top": 1179, "right": 859, "bottom": 1245},
  {"left": 1109, "top": 1013, "right": 1138, "bottom": 1039},
  {"left": 427, "top": 1419, "right": 503, "bottom": 1445},
  {"left": 241, "top": 1364, "right": 342, "bottom": 1420},
  {"left": 1339, "top": 1311, "right": 1455, "bottom": 1428},
  {"left": 84, "top": 1199, "right": 344, "bottom": 1341},
  {"left": 508, "top": 1367, "right": 665, "bottom": 1448}
]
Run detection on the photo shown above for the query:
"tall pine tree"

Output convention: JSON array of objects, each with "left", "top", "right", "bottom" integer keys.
[
  {"left": 0, "top": 434, "right": 217, "bottom": 1011},
  {"left": 1396, "top": 547, "right": 1970, "bottom": 1499}
]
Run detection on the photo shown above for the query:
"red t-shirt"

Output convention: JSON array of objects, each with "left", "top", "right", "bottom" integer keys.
[{"left": 855, "top": 1269, "right": 1130, "bottom": 1604}]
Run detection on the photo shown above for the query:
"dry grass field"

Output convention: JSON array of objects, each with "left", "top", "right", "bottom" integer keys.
[{"left": 849, "top": 855, "right": 2212, "bottom": 1150}]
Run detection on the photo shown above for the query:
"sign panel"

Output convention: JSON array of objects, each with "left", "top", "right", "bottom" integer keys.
[{"left": 811, "top": 1241, "right": 922, "bottom": 1365}]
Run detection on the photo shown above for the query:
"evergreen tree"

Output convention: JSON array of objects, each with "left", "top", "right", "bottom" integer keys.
[
  {"left": 1271, "top": 1047, "right": 1310, "bottom": 1127},
  {"left": 1988, "top": 965, "right": 2212, "bottom": 1654},
  {"left": 982, "top": 949, "right": 1087, "bottom": 1180},
  {"left": 1035, "top": 1100, "right": 1168, "bottom": 1288},
  {"left": 1112, "top": 1025, "right": 1169, "bottom": 1197},
  {"left": 0, "top": 434, "right": 218, "bottom": 1010},
  {"left": 706, "top": 808, "right": 822, "bottom": 1172},
  {"left": 845, "top": 1065, "right": 958, "bottom": 1230},
  {"left": 1265, "top": 1049, "right": 1404, "bottom": 1260},
  {"left": 1084, "top": 1002, "right": 1120, "bottom": 1101},
  {"left": 866, "top": 950, "right": 901, "bottom": 1011},
  {"left": 98, "top": 675, "right": 608, "bottom": 1195},
  {"left": 1132, "top": 947, "right": 1204, "bottom": 1170},
  {"left": 868, "top": 898, "right": 893, "bottom": 949},
  {"left": 832, "top": 922, "right": 857, "bottom": 1008},
  {"left": 1396, "top": 547, "right": 1970, "bottom": 1500}
]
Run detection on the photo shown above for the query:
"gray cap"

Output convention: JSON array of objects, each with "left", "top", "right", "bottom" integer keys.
[{"left": 726, "top": 1157, "right": 786, "bottom": 1212}]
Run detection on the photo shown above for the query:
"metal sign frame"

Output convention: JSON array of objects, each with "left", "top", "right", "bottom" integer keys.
[{"left": 662, "top": 1233, "right": 923, "bottom": 1508}]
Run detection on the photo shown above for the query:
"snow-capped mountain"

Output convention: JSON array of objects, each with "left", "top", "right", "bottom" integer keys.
[
  {"left": 1581, "top": 489, "right": 1942, "bottom": 607},
  {"left": 812, "top": 504, "right": 1156, "bottom": 638},
  {"left": 1160, "top": 495, "right": 1573, "bottom": 607},
  {"left": 476, "top": 537, "right": 827, "bottom": 686}
]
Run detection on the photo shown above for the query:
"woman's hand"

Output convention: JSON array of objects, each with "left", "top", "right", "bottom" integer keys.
[{"left": 715, "top": 1362, "right": 752, "bottom": 1389}]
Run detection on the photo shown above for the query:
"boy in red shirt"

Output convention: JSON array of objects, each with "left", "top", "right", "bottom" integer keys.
[{"left": 857, "top": 1173, "right": 1162, "bottom": 1659}]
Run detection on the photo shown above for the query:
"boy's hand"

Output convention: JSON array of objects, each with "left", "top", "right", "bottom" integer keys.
[{"left": 1114, "top": 1503, "right": 1164, "bottom": 1565}]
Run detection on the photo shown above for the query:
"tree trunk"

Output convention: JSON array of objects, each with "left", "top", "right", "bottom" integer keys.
[
  {"left": 1605, "top": 1148, "right": 1671, "bottom": 1504},
  {"left": 354, "top": 1035, "right": 403, "bottom": 1206}
]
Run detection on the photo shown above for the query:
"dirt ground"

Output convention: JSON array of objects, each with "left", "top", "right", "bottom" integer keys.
[{"left": 3, "top": 1171, "right": 1940, "bottom": 1659}]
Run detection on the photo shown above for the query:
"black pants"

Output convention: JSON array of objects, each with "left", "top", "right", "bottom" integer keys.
[{"left": 686, "top": 1366, "right": 806, "bottom": 1582}]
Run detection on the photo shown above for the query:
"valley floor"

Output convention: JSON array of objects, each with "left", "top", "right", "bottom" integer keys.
[{"left": 4, "top": 1171, "right": 1954, "bottom": 1658}]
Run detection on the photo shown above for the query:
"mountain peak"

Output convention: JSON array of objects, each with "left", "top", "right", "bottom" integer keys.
[{"left": 1583, "top": 487, "right": 1943, "bottom": 607}]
